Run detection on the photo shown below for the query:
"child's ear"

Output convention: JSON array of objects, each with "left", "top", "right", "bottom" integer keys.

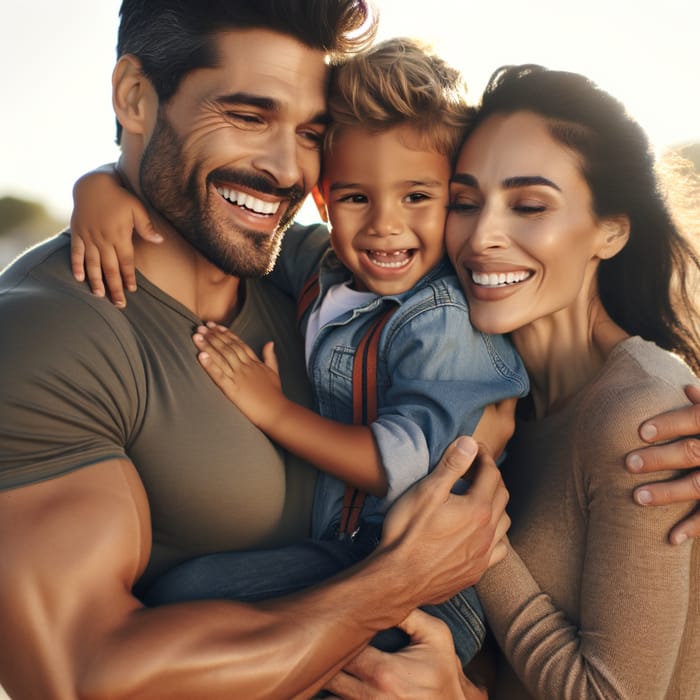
[
  {"left": 112, "top": 54, "right": 158, "bottom": 138},
  {"left": 597, "top": 215, "right": 630, "bottom": 260},
  {"left": 310, "top": 185, "right": 329, "bottom": 223}
]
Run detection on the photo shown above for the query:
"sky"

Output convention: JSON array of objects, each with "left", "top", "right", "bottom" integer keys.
[{"left": 1, "top": 0, "right": 698, "bottom": 225}]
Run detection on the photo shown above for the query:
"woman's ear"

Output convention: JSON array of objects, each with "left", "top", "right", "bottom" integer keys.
[
  {"left": 112, "top": 54, "right": 157, "bottom": 138},
  {"left": 597, "top": 215, "right": 630, "bottom": 259},
  {"left": 311, "top": 184, "right": 329, "bottom": 223}
]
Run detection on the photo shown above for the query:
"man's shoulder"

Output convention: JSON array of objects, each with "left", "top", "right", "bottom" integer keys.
[{"left": 1, "top": 232, "right": 129, "bottom": 326}]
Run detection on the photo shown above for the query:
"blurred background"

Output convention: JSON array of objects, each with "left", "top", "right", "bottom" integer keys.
[{"left": 1, "top": 0, "right": 698, "bottom": 268}]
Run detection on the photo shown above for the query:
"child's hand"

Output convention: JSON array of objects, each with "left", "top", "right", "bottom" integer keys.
[
  {"left": 71, "top": 165, "right": 163, "bottom": 307},
  {"left": 192, "top": 323, "right": 286, "bottom": 429}
]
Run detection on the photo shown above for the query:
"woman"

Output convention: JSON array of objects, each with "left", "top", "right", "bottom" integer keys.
[{"left": 443, "top": 64, "right": 700, "bottom": 698}]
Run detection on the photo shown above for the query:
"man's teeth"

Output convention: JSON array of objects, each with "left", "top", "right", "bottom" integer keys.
[
  {"left": 216, "top": 186, "right": 280, "bottom": 215},
  {"left": 472, "top": 270, "right": 531, "bottom": 287},
  {"left": 368, "top": 249, "right": 412, "bottom": 268}
]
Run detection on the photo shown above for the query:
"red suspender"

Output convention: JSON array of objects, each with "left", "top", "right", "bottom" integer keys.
[
  {"left": 295, "top": 272, "right": 396, "bottom": 539},
  {"left": 338, "top": 306, "right": 397, "bottom": 538},
  {"left": 296, "top": 272, "right": 320, "bottom": 329}
]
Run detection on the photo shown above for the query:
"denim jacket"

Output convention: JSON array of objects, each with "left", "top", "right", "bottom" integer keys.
[{"left": 271, "top": 224, "right": 530, "bottom": 538}]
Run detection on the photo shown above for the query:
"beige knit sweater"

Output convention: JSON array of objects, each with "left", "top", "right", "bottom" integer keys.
[{"left": 476, "top": 337, "right": 699, "bottom": 699}]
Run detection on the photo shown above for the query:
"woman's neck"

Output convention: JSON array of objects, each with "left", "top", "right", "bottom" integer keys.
[{"left": 511, "top": 295, "right": 629, "bottom": 420}]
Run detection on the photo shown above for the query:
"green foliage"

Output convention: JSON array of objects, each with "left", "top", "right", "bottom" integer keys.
[{"left": 0, "top": 196, "right": 53, "bottom": 236}]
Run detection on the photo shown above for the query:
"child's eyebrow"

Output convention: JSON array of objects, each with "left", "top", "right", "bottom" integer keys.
[{"left": 328, "top": 178, "right": 445, "bottom": 191}]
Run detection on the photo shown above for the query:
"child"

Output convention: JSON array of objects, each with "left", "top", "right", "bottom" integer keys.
[{"left": 70, "top": 38, "right": 529, "bottom": 664}]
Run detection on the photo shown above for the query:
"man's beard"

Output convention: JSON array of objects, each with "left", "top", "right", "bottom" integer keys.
[{"left": 139, "top": 113, "right": 306, "bottom": 276}]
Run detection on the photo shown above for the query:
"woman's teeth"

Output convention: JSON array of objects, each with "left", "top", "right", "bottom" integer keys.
[{"left": 471, "top": 270, "right": 531, "bottom": 287}]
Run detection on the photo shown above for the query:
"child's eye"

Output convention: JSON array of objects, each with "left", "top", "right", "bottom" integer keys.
[
  {"left": 404, "top": 192, "right": 430, "bottom": 203},
  {"left": 338, "top": 193, "right": 367, "bottom": 204}
]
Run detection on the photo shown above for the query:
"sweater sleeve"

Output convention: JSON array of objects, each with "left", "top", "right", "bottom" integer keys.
[{"left": 476, "top": 362, "right": 697, "bottom": 699}]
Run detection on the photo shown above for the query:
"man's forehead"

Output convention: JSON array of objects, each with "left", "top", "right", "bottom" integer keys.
[{"left": 212, "top": 28, "right": 330, "bottom": 84}]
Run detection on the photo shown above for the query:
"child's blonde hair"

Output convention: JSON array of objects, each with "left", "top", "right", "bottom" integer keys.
[{"left": 326, "top": 37, "right": 472, "bottom": 161}]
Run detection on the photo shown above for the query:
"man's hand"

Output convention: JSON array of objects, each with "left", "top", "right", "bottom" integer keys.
[
  {"left": 323, "top": 610, "right": 487, "bottom": 700},
  {"left": 379, "top": 437, "right": 509, "bottom": 606},
  {"left": 625, "top": 384, "right": 700, "bottom": 543}
]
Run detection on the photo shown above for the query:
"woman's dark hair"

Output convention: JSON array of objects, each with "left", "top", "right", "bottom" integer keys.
[
  {"left": 465, "top": 64, "right": 700, "bottom": 373},
  {"left": 115, "top": 0, "right": 378, "bottom": 142}
]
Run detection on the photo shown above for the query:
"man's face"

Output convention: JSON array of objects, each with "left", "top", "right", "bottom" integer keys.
[{"left": 140, "top": 29, "right": 329, "bottom": 276}]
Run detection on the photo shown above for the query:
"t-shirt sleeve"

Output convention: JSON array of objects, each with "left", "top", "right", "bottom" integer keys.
[
  {"left": 373, "top": 299, "right": 528, "bottom": 504},
  {"left": 0, "top": 287, "right": 144, "bottom": 489},
  {"left": 476, "top": 370, "right": 695, "bottom": 698}
]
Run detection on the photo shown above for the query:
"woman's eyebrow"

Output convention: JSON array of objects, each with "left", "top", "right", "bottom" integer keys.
[{"left": 503, "top": 175, "right": 561, "bottom": 191}]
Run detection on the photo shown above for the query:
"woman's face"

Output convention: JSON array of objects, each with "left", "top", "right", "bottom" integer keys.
[{"left": 445, "top": 111, "right": 610, "bottom": 336}]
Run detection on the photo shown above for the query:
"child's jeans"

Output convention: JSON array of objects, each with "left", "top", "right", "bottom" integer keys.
[{"left": 143, "top": 522, "right": 486, "bottom": 666}]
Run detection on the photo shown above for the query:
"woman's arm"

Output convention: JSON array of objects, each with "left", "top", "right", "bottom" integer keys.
[
  {"left": 476, "top": 381, "right": 695, "bottom": 698},
  {"left": 626, "top": 384, "right": 700, "bottom": 543}
]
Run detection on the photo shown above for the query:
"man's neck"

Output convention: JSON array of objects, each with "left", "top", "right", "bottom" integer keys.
[{"left": 134, "top": 234, "right": 243, "bottom": 325}]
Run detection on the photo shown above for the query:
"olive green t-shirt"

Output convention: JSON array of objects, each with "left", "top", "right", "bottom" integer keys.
[{"left": 0, "top": 232, "right": 317, "bottom": 589}]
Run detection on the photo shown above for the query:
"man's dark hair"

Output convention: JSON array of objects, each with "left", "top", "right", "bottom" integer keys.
[{"left": 115, "top": 0, "right": 377, "bottom": 142}]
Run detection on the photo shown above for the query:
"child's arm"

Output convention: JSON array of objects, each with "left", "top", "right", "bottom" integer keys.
[
  {"left": 71, "top": 164, "right": 162, "bottom": 306},
  {"left": 472, "top": 398, "right": 517, "bottom": 458},
  {"left": 193, "top": 323, "right": 388, "bottom": 497}
]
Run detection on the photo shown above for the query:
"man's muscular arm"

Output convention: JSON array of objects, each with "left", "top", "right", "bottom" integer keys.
[
  {"left": 0, "top": 437, "right": 507, "bottom": 699},
  {"left": 626, "top": 384, "right": 700, "bottom": 543}
]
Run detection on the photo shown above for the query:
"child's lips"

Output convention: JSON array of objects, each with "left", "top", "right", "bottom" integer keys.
[{"left": 366, "top": 249, "right": 415, "bottom": 268}]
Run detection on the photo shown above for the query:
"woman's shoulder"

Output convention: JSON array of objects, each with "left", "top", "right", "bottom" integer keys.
[{"left": 574, "top": 336, "right": 695, "bottom": 465}]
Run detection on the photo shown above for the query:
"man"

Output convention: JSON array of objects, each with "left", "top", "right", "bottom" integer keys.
[
  {"left": 0, "top": 2, "right": 512, "bottom": 698},
  {"left": 0, "top": 3, "right": 697, "bottom": 699}
]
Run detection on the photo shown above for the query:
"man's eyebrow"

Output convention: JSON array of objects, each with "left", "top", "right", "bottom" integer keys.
[
  {"left": 214, "top": 92, "right": 330, "bottom": 125},
  {"left": 450, "top": 173, "right": 561, "bottom": 192}
]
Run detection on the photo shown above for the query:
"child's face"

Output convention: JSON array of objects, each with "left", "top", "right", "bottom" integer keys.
[{"left": 321, "top": 124, "right": 450, "bottom": 296}]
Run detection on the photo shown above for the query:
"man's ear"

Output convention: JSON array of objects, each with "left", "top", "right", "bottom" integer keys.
[
  {"left": 597, "top": 215, "right": 630, "bottom": 259},
  {"left": 310, "top": 185, "right": 329, "bottom": 223},
  {"left": 112, "top": 54, "right": 158, "bottom": 137}
]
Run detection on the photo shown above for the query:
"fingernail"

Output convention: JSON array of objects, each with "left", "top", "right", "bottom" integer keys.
[
  {"left": 671, "top": 532, "right": 688, "bottom": 545},
  {"left": 635, "top": 489, "right": 652, "bottom": 505},
  {"left": 627, "top": 454, "right": 644, "bottom": 472},
  {"left": 640, "top": 423, "right": 657, "bottom": 441},
  {"left": 455, "top": 437, "right": 477, "bottom": 457}
]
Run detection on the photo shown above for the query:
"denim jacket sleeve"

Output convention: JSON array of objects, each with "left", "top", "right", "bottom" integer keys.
[
  {"left": 373, "top": 282, "right": 529, "bottom": 505},
  {"left": 266, "top": 222, "right": 331, "bottom": 299}
]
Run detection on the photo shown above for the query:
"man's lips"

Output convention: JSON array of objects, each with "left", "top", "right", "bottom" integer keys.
[{"left": 215, "top": 185, "right": 281, "bottom": 216}]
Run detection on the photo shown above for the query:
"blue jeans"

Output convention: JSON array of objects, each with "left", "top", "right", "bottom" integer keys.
[{"left": 143, "top": 529, "right": 485, "bottom": 665}]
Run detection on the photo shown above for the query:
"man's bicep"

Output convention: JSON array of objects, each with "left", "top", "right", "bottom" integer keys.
[{"left": 0, "top": 459, "right": 150, "bottom": 697}]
